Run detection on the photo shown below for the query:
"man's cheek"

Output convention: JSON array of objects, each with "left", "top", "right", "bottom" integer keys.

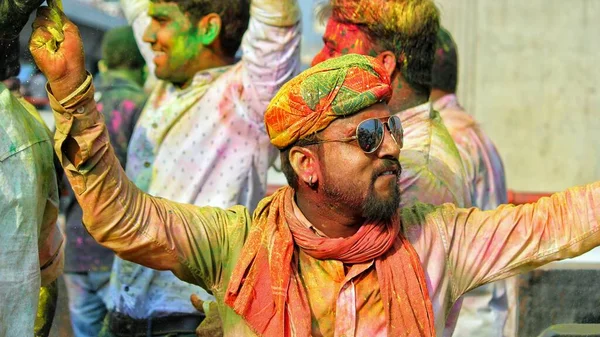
[{"left": 312, "top": 50, "right": 328, "bottom": 66}]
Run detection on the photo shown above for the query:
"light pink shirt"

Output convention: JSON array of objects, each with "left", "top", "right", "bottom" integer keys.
[{"left": 434, "top": 94, "right": 507, "bottom": 210}]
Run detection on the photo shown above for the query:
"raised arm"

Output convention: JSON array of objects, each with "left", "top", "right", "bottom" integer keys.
[
  {"left": 29, "top": 7, "right": 248, "bottom": 290},
  {"left": 239, "top": 0, "right": 301, "bottom": 124},
  {"left": 119, "top": 0, "right": 156, "bottom": 78},
  {"left": 435, "top": 181, "right": 600, "bottom": 301}
]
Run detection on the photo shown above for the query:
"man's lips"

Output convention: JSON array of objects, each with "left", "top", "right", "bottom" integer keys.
[
  {"left": 375, "top": 163, "right": 401, "bottom": 178},
  {"left": 152, "top": 49, "right": 167, "bottom": 60}
]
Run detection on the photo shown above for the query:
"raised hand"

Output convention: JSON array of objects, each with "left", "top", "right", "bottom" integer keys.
[
  {"left": 190, "top": 294, "right": 224, "bottom": 337},
  {"left": 29, "top": 6, "right": 86, "bottom": 101}
]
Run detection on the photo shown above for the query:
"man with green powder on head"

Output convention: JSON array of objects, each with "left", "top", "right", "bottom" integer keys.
[
  {"left": 0, "top": 1, "right": 65, "bottom": 336},
  {"left": 78, "top": 0, "right": 301, "bottom": 335}
]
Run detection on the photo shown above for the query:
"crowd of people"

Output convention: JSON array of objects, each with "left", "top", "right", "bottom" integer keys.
[{"left": 1, "top": 0, "right": 600, "bottom": 337}]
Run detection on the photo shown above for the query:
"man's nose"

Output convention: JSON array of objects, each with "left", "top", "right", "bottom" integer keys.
[
  {"left": 378, "top": 126, "right": 401, "bottom": 159},
  {"left": 142, "top": 23, "right": 156, "bottom": 43}
]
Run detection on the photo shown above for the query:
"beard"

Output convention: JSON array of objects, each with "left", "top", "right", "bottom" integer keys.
[
  {"left": 322, "top": 162, "right": 402, "bottom": 223},
  {"left": 361, "top": 171, "right": 401, "bottom": 221}
]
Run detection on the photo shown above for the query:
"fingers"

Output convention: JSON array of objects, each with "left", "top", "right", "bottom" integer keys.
[
  {"left": 190, "top": 294, "right": 205, "bottom": 313},
  {"left": 31, "top": 6, "right": 81, "bottom": 55},
  {"left": 29, "top": 25, "right": 55, "bottom": 54},
  {"left": 31, "top": 8, "right": 64, "bottom": 53}
]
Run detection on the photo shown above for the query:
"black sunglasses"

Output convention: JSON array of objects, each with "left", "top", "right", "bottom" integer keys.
[{"left": 303, "top": 116, "right": 403, "bottom": 153}]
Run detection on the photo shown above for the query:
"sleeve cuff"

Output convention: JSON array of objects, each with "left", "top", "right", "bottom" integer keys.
[
  {"left": 40, "top": 235, "right": 64, "bottom": 286},
  {"left": 250, "top": 0, "right": 300, "bottom": 27},
  {"left": 120, "top": 0, "right": 149, "bottom": 23},
  {"left": 47, "top": 73, "right": 101, "bottom": 136}
]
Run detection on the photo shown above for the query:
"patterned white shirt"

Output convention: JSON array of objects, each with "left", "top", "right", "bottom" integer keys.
[{"left": 107, "top": 0, "right": 301, "bottom": 318}]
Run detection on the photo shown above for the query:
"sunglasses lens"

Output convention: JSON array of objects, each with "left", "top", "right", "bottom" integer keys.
[
  {"left": 387, "top": 116, "right": 404, "bottom": 145},
  {"left": 357, "top": 119, "right": 384, "bottom": 153}
]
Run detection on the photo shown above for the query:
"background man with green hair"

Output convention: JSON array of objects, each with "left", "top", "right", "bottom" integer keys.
[
  {"left": 61, "top": 25, "right": 147, "bottom": 337},
  {"left": 312, "top": 0, "right": 471, "bottom": 209}
]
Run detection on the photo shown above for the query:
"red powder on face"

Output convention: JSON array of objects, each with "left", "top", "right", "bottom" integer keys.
[{"left": 312, "top": 18, "right": 377, "bottom": 67}]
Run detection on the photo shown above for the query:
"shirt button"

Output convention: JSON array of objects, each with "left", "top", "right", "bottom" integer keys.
[
  {"left": 77, "top": 106, "right": 85, "bottom": 113},
  {"left": 144, "top": 162, "right": 151, "bottom": 168},
  {"left": 124, "top": 286, "right": 130, "bottom": 292},
  {"left": 64, "top": 114, "right": 71, "bottom": 120}
]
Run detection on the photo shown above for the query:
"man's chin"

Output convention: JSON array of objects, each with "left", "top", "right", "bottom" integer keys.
[{"left": 362, "top": 189, "right": 401, "bottom": 222}]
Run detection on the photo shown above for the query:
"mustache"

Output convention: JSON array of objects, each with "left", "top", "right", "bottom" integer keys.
[{"left": 372, "top": 158, "right": 402, "bottom": 180}]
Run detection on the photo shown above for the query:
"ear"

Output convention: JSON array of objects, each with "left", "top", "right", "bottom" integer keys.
[
  {"left": 376, "top": 51, "right": 398, "bottom": 77},
  {"left": 289, "top": 146, "right": 320, "bottom": 187},
  {"left": 196, "top": 13, "right": 222, "bottom": 46}
]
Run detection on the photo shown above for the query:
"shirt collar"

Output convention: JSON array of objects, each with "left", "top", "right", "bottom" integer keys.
[
  {"left": 292, "top": 198, "right": 329, "bottom": 238},
  {"left": 165, "top": 65, "right": 231, "bottom": 96},
  {"left": 395, "top": 101, "right": 433, "bottom": 122},
  {"left": 432, "top": 93, "right": 458, "bottom": 112}
]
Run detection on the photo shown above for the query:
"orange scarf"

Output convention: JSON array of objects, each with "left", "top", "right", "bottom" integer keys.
[{"left": 224, "top": 187, "right": 435, "bottom": 336}]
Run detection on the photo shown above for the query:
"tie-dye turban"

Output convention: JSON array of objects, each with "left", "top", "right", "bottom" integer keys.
[{"left": 264, "top": 54, "right": 392, "bottom": 149}]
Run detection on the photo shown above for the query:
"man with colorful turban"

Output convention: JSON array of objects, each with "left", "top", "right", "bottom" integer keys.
[
  {"left": 311, "top": 2, "right": 470, "bottom": 334},
  {"left": 32, "top": 10, "right": 600, "bottom": 336}
]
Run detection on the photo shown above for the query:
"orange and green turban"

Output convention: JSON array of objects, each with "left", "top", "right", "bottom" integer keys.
[{"left": 264, "top": 54, "right": 392, "bottom": 149}]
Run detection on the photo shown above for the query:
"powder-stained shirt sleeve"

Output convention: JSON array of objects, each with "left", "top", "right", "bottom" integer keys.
[
  {"left": 239, "top": 0, "right": 301, "bottom": 125},
  {"left": 49, "top": 79, "right": 250, "bottom": 291},
  {"left": 435, "top": 182, "right": 600, "bottom": 302},
  {"left": 120, "top": 0, "right": 156, "bottom": 84}
]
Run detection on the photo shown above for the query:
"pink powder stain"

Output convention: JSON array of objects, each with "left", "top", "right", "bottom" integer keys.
[
  {"left": 76, "top": 237, "right": 84, "bottom": 246},
  {"left": 97, "top": 103, "right": 104, "bottom": 113},
  {"left": 111, "top": 111, "right": 123, "bottom": 131},
  {"left": 122, "top": 100, "right": 136, "bottom": 112}
]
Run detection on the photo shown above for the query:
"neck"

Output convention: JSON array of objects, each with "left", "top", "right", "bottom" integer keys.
[
  {"left": 388, "top": 76, "right": 429, "bottom": 112},
  {"left": 429, "top": 88, "right": 452, "bottom": 103},
  {"left": 177, "top": 52, "right": 234, "bottom": 89},
  {"left": 295, "top": 189, "right": 364, "bottom": 238}
]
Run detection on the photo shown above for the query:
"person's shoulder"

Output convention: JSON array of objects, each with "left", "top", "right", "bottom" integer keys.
[
  {"left": 400, "top": 202, "right": 446, "bottom": 234},
  {"left": 0, "top": 87, "right": 51, "bottom": 161}
]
